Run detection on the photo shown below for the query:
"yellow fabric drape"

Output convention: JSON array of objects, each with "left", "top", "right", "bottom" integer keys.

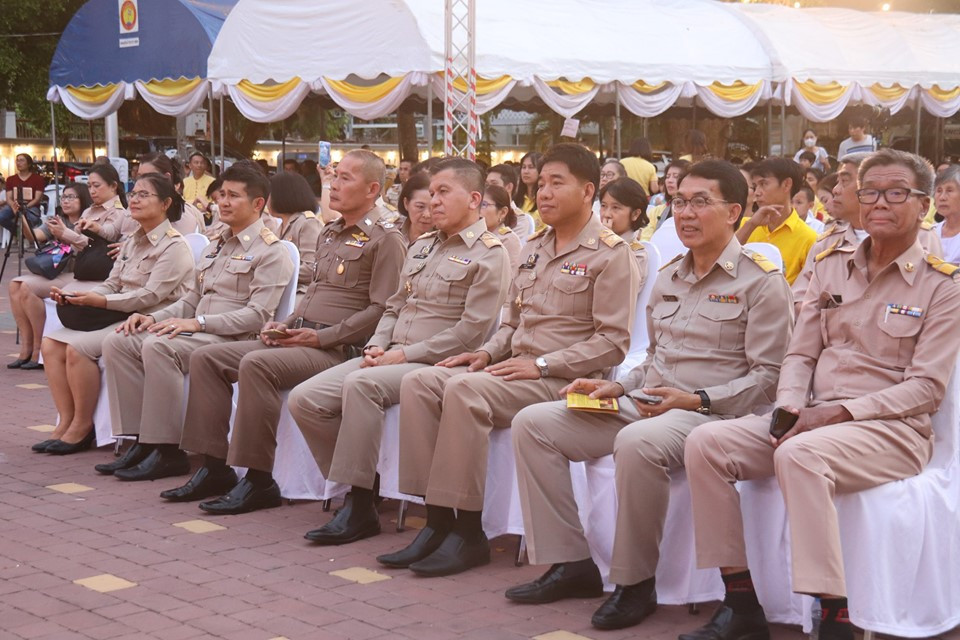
[
  {"left": 236, "top": 77, "right": 302, "bottom": 101},
  {"left": 631, "top": 80, "right": 669, "bottom": 94},
  {"left": 65, "top": 84, "right": 121, "bottom": 103},
  {"left": 928, "top": 85, "right": 960, "bottom": 102},
  {"left": 707, "top": 81, "right": 762, "bottom": 101},
  {"left": 326, "top": 76, "right": 405, "bottom": 103},
  {"left": 794, "top": 80, "right": 850, "bottom": 105},
  {"left": 141, "top": 77, "right": 204, "bottom": 97},
  {"left": 546, "top": 79, "right": 596, "bottom": 95},
  {"left": 869, "top": 84, "right": 909, "bottom": 101},
  {"left": 445, "top": 74, "right": 513, "bottom": 95}
]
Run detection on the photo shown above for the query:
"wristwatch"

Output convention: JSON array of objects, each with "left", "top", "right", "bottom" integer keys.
[
  {"left": 694, "top": 389, "right": 711, "bottom": 415},
  {"left": 535, "top": 357, "right": 549, "bottom": 378},
  {"left": 196, "top": 315, "right": 206, "bottom": 332}
]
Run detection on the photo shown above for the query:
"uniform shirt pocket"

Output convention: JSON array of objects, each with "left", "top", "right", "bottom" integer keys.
[
  {"left": 696, "top": 302, "right": 745, "bottom": 350},
  {"left": 876, "top": 313, "right": 922, "bottom": 367},
  {"left": 329, "top": 249, "right": 365, "bottom": 287},
  {"left": 550, "top": 275, "right": 592, "bottom": 318},
  {"left": 435, "top": 262, "right": 472, "bottom": 305},
  {"left": 650, "top": 299, "right": 681, "bottom": 344}
]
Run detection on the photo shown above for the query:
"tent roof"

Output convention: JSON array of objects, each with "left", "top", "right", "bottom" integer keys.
[{"left": 49, "top": 0, "right": 236, "bottom": 88}]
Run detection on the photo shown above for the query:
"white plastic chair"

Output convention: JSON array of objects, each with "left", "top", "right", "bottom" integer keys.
[
  {"left": 610, "top": 240, "right": 661, "bottom": 380},
  {"left": 183, "top": 232, "right": 209, "bottom": 262},
  {"left": 649, "top": 216, "right": 686, "bottom": 266},
  {"left": 743, "top": 241, "right": 784, "bottom": 271}
]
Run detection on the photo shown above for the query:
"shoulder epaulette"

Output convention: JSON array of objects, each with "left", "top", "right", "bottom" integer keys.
[
  {"left": 114, "top": 199, "right": 125, "bottom": 208},
  {"left": 417, "top": 230, "right": 439, "bottom": 240},
  {"left": 526, "top": 227, "right": 547, "bottom": 242},
  {"left": 814, "top": 238, "right": 842, "bottom": 262},
  {"left": 744, "top": 249, "right": 779, "bottom": 273},
  {"left": 921, "top": 220, "right": 934, "bottom": 231},
  {"left": 816, "top": 221, "right": 842, "bottom": 241},
  {"left": 303, "top": 211, "right": 316, "bottom": 219},
  {"left": 377, "top": 212, "right": 401, "bottom": 229},
  {"left": 165, "top": 228, "right": 182, "bottom": 238},
  {"left": 925, "top": 254, "right": 960, "bottom": 278},
  {"left": 480, "top": 231, "right": 502, "bottom": 248},
  {"left": 497, "top": 226, "right": 511, "bottom": 236},
  {"left": 260, "top": 227, "right": 279, "bottom": 245},
  {"left": 599, "top": 227, "right": 624, "bottom": 248},
  {"left": 658, "top": 253, "right": 685, "bottom": 272},
  {"left": 629, "top": 239, "right": 644, "bottom": 252}
]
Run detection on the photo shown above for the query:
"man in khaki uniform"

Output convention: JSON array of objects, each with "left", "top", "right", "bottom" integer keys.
[
  {"left": 156, "top": 151, "right": 406, "bottom": 514},
  {"left": 376, "top": 144, "right": 640, "bottom": 577},
  {"left": 100, "top": 164, "right": 294, "bottom": 482},
  {"left": 507, "top": 160, "right": 794, "bottom": 631},
  {"left": 681, "top": 150, "right": 960, "bottom": 640},
  {"left": 288, "top": 158, "right": 510, "bottom": 544}
]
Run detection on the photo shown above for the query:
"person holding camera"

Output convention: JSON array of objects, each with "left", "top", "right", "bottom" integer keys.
[
  {"left": 0, "top": 153, "right": 45, "bottom": 234},
  {"left": 507, "top": 160, "right": 793, "bottom": 631},
  {"left": 681, "top": 149, "right": 960, "bottom": 640}
]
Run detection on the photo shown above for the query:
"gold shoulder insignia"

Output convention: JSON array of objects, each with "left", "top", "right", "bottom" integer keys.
[
  {"left": 658, "top": 252, "right": 685, "bottom": 272},
  {"left": 303, "top": 211, "right": 316, "bottom": 219},
  {"left": 114, "top": 199, "right": 125, "bottom": 208},
  {"left": 417, "top": 230, "right": 439, "bottom": 240},
  {"left": 816, "top": 222, "right": 841, "bottom": 241},
  {"left": 599, "top": 227, "right": 624, "bottom": 248},
  {"left": 498, "top": 226, "right": 511, "bottom": 236},
  {"left": 165, "top": 228, "right": 182, "bottom": 238},
  {"left": 481, "top": 231, "right": 502, "bottom": 248},
  {"left": 377, "top": 212, "right": 401, "bottom": 229},
  {"left": 815, "top": 238, "right": 842, "bottom": 262},
  {"left": 260, "top": 227, "right": 279, "bottom": 245},
  {"left": 527, "top": 227, "right": 547, "bottom": 242},
  {"left": 925, "top": 254, "right": 960, "bottom": 278},
  {"left": 745, "top": 249, "right": 779, "bottom": 273},
  {"left": 629, "top": 240, "right": 644, "bottom": 252}
]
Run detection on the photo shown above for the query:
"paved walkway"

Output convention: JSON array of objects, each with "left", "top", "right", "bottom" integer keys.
[{"left": 0, "top": 268, "right": 947, "bottom": 639}]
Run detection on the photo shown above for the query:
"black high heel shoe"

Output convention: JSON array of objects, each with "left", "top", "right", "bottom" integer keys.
[
  {"left": 7, "top": 358, "right": 29, "bottom": 369},
  {"left": 31, "top": 439, "right": 58, "bottom": 453},
  {"left": 46, "top": 430, "right": 96, "bottom": 455}
]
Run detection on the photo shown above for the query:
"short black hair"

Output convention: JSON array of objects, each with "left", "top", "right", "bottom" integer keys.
[
  {"left": 538, "top": 143, "right": 600, "bottom": 194},
  {"left": 798, "top": 151, "right": 817, "bottom": 163},
  {"left": 598, "top": 178, "right": 650, "bottom": 231},
  {"left": 680, "top": 159, "right": 749, "bottom": 225},
  {"left": 796, "top": 185, "right": 815, "bottom": 203},
  {"left": 848, "top": 115, "right": 869, "bottom": 129},
  {"left": 269, "top": 171, "right": 318, "bottom": 215},
  {"left": 818, "top": 172, "right": 839, "bottom": 194},
  {"left": 750, "top": 156, "right": 805, "bottom": 197},
  {"left": 627, "top": 138, "right": 653, "bottom": 161},
  {"left": 429, "top": 157, "right": 485, "bottom": 194},
  {"left": 397, "top": 172, "right": 430, "bottom": 217},
  {"left": 221, "top": 163, "right": 271, "bottom": 204},
  {"left": 487, "top": 163, "right": 517, "bottom": 189},
  {"left": 206, "top": 178, "right": 223, "bottom": 199}
]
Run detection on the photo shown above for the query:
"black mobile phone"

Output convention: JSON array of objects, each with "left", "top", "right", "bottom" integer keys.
[{"left": 769, "top": 407, "right": 799, "bottom": 439}]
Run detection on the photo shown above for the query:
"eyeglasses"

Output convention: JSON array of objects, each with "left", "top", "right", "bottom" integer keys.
[
  {"left": 600, "top": 171, "right": 619, "bottom": 180},
  {"left": 128, "top": 190, "right": 159, "bottom": 201},
  {"left": 671, "top": 196, "right": 729, "bottom": 212},
  {"left": 60, "top": 194, "right": 78, "bottom": 201},
  {"left": 856, "top": 188, "right": 927, "bottom": 204},
  {"left": 480, "top": 200, "right": 495, "bottom": 208}
]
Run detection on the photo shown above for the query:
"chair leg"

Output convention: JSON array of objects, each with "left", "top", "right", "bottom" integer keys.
[
  {"left": 396, "top": 500, "right": 408, "bottom": 532},
  {"left": 322, "top": 499, "right": 331, "bottom": 512},
  {"left": 862, "top": 632, "right": 874, "bottom": 640},
  {"left": 113, "top": 439, "right": 122, "bottom": 456},
  {"left": 688, "top": 603, "right": 700, "bottom": 615},
  {"left": 515, "top": 535, "right": 527, "bottom": 566}
]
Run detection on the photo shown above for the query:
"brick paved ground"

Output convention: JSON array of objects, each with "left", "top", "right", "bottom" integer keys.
[{"left": 0, "top": 266, "right": 955, "bottom": 640}]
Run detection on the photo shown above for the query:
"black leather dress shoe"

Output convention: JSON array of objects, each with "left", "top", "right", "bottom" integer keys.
[
  {"left": 160, "top": 466, "right": 238, "bottom": 502},
  {"left": 591, "top": 579, "right": 658, "bottom": 630},
  {"left": 46, "top": 430, "right": 96, "bottom": 455},
  {"left": 20, "top": 360, "right": 43, "bottom": 370},
  {"left": 678, "top": 605, "right": 769, "bottom": 640},
  {"left": 95, "top": 443, "right": 149, "bottom": 475},
  {"left": 506, "top": 559, "right": 604, "bottom": 604},
  {"left": 377, "top": 525, "right": 452, "bottom": 568},
  {"left": 409, "top": 532, "right": 490, "bottom": 577},
  {"left": 304, "top": 493, "right": 380, "bottom": 544},
  {"left": 114, "top": 448, "right": 189, "bottom": 481},
  {"left": 198, "top": 478, "right": 281, "bottom": 515},
  {"left": 817, "top": 620, "right": 853, "bottom": 640},
  {"left": 7, "top": 358, "right": 28, "bottom": 369},
  {"left": 31, "top": 439, "right": 57, "bottom": 453}
]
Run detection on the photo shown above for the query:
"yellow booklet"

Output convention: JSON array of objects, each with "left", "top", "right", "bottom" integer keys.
[{"left": 566, "top": 392, "right": 619, "bottom": 413}]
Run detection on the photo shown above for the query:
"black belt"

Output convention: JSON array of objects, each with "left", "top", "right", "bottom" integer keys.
[{"left": 291, "top": 317, "right": 329, "bottom": 330}]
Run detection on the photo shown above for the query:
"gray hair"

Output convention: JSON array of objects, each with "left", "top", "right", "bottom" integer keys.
[
  {"left": 344, "top": 149, "right": 386, "bottom": 195},
  {"left": 603, "top": 159, "right": 627, "bottom": 178},
  {"left": 857, "top": 148, "right": 935, "bottom": 196},
  {"left": 935, "top": 165, "right": 960, "bottom": 191},
  {"left": 839, "top": 152, "right": 871, "bottom": 169}
]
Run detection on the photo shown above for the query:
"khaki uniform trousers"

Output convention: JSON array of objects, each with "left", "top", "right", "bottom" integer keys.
[
  {"left": 101, "top": 330, "right": 233, "bottom": 444},
  {"left": 398, "top": 366, "right": 570, "bottom": 511},
  {"left": 684, "top": 413, "right": 932, "bottom": 596},
  {"left": 514, "top": 402, "right": 714, "bottom": 585},
  {"left": 287, "top": 359, "right": 429, "bottom": 489},
  {"left": 179, "top": 340, "right": 346, "bottom": 471}
]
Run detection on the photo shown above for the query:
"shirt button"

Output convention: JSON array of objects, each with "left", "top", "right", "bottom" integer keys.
[
  {"left": 854, "top": 320, "right": 861, "bottom": 327},
  {"left": 680, "top": 315, "right": 688, "bottom": 321},
  {"left": 865, "top": 293, "right": 871, "bottom": 299}
]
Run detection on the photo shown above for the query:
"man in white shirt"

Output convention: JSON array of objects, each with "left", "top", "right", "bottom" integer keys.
[{"left": 836, "top": 115, "right": 877, "bottom": 159}]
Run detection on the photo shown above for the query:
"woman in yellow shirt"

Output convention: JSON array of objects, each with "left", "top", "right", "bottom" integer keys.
[{"left": 514, "top": 151, "right": 545, "bottom": 231}]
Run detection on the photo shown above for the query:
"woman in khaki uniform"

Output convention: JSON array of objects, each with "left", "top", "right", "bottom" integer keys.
[
  {"left": 480, "top": 184, "right": 522, "bottom": 272},
  {"left": 266, "top": 171, "right": 322, "bottom": 299},
  {"left": 398, "top": 172, "right": 434, "bottom": 245},
  {"left": 8, "top": 166, "right": 127, "bottom": 369},
  {"left": 34, "top": 173, "right": 195, "bottom": 455},
  {"left": 598, "top": 178, "right": 650, "bottom": 286}
]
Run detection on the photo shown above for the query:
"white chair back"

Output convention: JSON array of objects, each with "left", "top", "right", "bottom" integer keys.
[
  {"left": 649, "top": 216, "right": 686, "bottom": 265},
  {"left": 275, "top": 240, "right": 300, "bottom": 321},
  {"left": 743, "top": 242, "right": 784, "bottom": 271},
  {"left": 183, "top": 233, "right": 209, "bottom": 263},
  {"left": 612, "top": 241, "right": 662, "bottom": 379}
]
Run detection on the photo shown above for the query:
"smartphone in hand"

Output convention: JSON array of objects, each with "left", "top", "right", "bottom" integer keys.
[
  {"left": 631, "top": 391, "right": 663, "bottom": 405},
  {"left": 262, "top": 328, "right": 291, "bottom": 340},
  {"left": 769, "top": 407, "right": 799, "bottom": 439}
]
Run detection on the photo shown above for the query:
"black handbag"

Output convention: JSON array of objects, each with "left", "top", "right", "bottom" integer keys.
[
  {"left": 25, "top": 241, "right": 72, "bottom": 280},
  {"left": 56, "top": 304, "right": 131, "bottom": 332},
  {"left": 72, "top": 230, "right": 114, "bottom": 282}
]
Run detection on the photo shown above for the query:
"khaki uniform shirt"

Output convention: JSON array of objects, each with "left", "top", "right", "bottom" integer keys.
[
  {"left": 151, "top": 219, "right": 293, "bottom": 338},
  {"left": 203, "top": 210, "right": 280, "bottom": 240},
  {"left": 278, "top": 211, "right": 323, "bottom": 294},
  {"left": 370, "top": 218, "right": 510, "bottom": 364},
  {"left": 620, "top": 230, "right": 649, "bottom": 290},
  {"left": 618, "top": 237, "right": 794, "bottom": 416},
  {"left": 291, "top": 205, "right": 406, "bottom": 349},
  {"left": 780, "top": 237, "right": 960, "bottom": 437},
  {"left": 90, "top": 219, "right": 195, "bottom": 314},
  {"left": 59, "top": 195, "right": 126, "bottom": 250},
  {"left": 480, "top": 215, "right": 639, "bottom": 379},
  {"left": 496, "top": 225, "right": 523, "bottom": 273}
]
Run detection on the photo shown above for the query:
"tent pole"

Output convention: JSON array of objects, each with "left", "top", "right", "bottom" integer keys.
[
  {"left": 219, "top": 97, "right": 225, "bottom": 171},
  {"left": 89, "top": 121, "right": 96, "bottom": 161},
  {"left": 780, "top": 102, "right": 786, "bottom": 158},
  {"left": 914, "top": 96, "right": 921, "bottom": 155},
  {"left": 208, "top": 87, "right": 215, "bottom": 174},
  {"left": 766, "top": 102, "right": 773, "bottom": 157},
  {"left": 50, "top": 102, "right": 59, "bottom": 210},
  {"left": 281, "top": 120, "right": 286, "bottom": 168},
  {"left": 426, "top": 82, "right": 433, "bottom": 157},
  {"left": 615, "top": 85, "right": 622, "bottom": 158}
]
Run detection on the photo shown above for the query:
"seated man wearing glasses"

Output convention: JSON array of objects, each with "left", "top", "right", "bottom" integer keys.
[
  {"left": 508, "top": 160, "right": 793, "bottom": 631},
  {"left": 681, "top": 149, "right": 960, "bottom": 640}
]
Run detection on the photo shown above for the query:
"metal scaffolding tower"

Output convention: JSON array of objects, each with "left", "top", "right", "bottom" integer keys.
[{"left": 443, "top": 0, "right": 477, "bottom": 159}]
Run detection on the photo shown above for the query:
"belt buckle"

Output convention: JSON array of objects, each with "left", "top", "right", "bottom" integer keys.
[{"left": 292, "top": 317, "right": 304, "bottom": 330}]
